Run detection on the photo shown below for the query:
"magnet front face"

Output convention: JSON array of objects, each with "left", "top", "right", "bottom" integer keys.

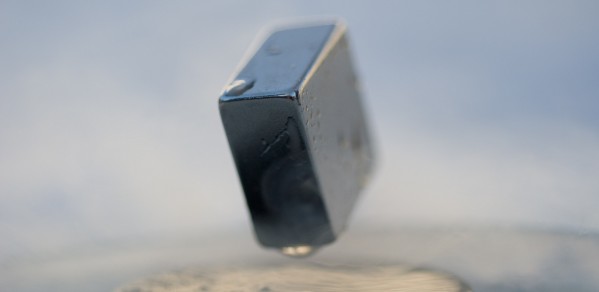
[{"left": 219, "top": 22, "right": 374, "bottom": 252}]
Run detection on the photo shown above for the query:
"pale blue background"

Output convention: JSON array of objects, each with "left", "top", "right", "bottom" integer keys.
[{"left": 1, "top": 1, "right": 598, "bottom": 263}]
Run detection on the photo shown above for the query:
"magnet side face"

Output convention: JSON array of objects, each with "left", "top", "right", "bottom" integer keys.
[
  {"left": 299, "top": 29, "right": 374, "bottom": 236},
  {"left": 220, "top": 97, "right": 335, "bottom": 247},
  {"left": 219, "top": 22, "right": 373, "bottom": 250}
]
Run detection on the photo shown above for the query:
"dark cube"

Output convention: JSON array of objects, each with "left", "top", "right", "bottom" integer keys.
[{"left": 219, "top": 22, "right": 374, "bottom": 252}]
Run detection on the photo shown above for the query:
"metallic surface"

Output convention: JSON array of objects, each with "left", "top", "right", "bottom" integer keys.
[{"left": 219, "top": 22, "right": 373, "bottom": 250}]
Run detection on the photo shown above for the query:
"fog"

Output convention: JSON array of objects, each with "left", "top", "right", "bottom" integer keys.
[{"left": 1, "top": 1, "right": 598, "bottom": 262}]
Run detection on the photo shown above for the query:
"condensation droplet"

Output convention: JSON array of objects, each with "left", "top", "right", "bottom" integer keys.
[{"left": 223, "top": 78, "right": 255, "bottom": 96}]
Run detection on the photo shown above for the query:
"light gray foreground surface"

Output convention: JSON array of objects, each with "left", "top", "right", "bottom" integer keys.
[
  {"left": 117, "top": 264, "right": 471, "bottom": 292},
  {"left": 2, "top": 227, "right": 598, "bottom": 292}
]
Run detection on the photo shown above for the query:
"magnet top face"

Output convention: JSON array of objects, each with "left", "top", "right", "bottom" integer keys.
[
  {"left": 219, "top": 21, "right": 374, "bottom": 253},
  {"left": 220, "top": 24, "right": 336, "bottom": 101}
]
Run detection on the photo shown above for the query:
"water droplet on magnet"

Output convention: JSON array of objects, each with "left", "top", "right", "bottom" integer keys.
[{"left": 223, "top": 78, "right": 255, "bottom": 96}]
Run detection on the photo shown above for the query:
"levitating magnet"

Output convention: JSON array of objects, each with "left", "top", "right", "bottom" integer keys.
[{"left": 219, "top": 21, "right": 374, "bottom": 256}]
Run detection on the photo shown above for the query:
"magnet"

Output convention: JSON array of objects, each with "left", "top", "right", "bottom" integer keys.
[{"left": 219, "top": 21, "right": 374, "bottom": 255}]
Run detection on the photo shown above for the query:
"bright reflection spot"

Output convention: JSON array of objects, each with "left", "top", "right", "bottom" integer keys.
[{"left": 280, "top": 245, "right": 315, "bottom": 258}]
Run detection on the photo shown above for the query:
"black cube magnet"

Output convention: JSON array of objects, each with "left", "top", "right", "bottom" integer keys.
[{"left": 219, "top": 21, "right": 374, "bottom": 254}]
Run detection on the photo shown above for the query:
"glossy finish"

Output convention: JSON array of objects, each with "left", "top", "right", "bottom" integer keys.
[{"left": 219, "top": 22, "right": 374, "bottom": 250}]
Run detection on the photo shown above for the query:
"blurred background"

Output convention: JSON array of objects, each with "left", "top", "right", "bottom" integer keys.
[{"left": 1, "top": 0, "right": 598, "bottom": 290}]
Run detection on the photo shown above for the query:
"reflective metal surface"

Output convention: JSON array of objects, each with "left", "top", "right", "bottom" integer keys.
[{"left": 219, "top": 22, "right": 373, "bottom": 251}]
